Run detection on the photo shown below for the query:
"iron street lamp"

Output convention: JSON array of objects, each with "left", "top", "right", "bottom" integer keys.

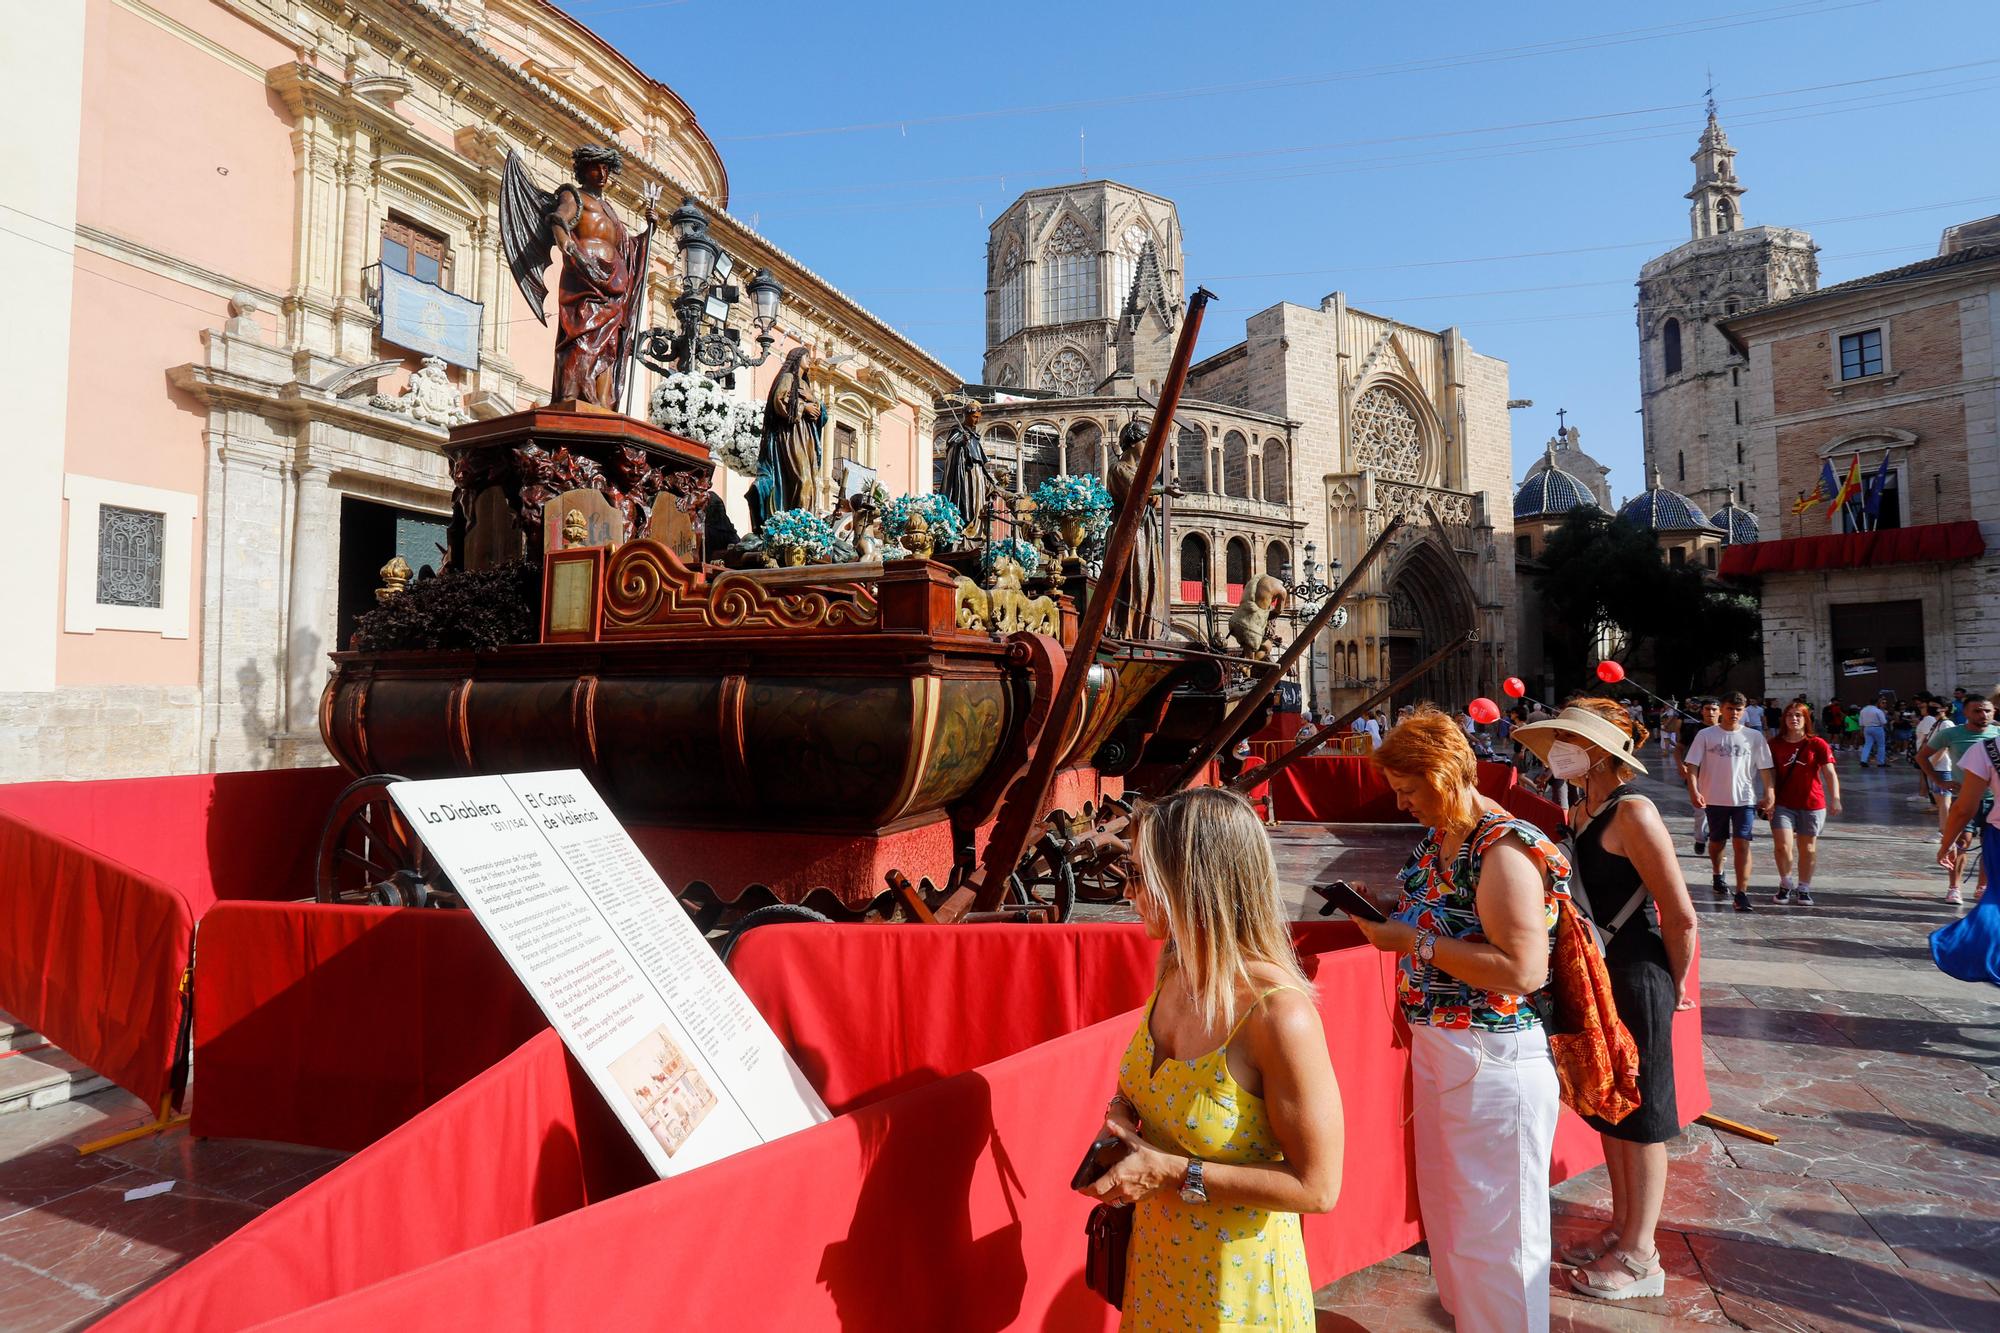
[
  {"left": 635, "top": 198, "right": 785, "bottom": 381},
  {"left": 1286, "top": 541, "right": 1343, "bottom": 716}
]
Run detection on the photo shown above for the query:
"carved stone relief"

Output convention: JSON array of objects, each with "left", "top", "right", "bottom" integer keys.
[{"left": 1351, "top": 385, "right": 1425, "bottom": 482}]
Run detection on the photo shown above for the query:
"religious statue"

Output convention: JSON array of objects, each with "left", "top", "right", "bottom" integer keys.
[
  {"left": 1107, "top": 417, "right": 1180, "bottom": 639},
  {"left": 500, "top": 145, "right": 657, "bottom": 409},
  {"left": 750, "top": 347, "right": 823, "bottom": 530},
  {"left": 1222, "top": 575, "right": 1289, "bottom": 660},
  {"left": 938, "top": 404, "right": 998, "bottom": 543},
  {"left": 562, "top": 509, "right": 589, "bottom": 548}
]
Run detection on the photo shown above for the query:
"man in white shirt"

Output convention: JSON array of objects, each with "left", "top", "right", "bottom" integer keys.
[
  {"left": 1685, "top": 691, "right": 1777, "bottom": 913},
  {"left": 1858, "top": 698, "right": 1890, "bottom": 767},
  {"left": 1742, "top": 699, "right": 1765, "bottom": 734}
]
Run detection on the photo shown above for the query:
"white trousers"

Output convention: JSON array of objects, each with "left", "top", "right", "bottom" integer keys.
[{"left": 1410, "top": 1023, "right": 1559, "bottom": 1333}]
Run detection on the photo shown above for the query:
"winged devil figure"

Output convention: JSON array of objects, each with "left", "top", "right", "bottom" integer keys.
[{"left": 499, "top": 144, "right": 656, "bottom": 409}]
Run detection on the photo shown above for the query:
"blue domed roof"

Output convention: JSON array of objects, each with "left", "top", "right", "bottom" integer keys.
[
  {"left": 1710, "top": 499, "right": 1760, "bottom": 544},
  {"left": 1513, "top": 465, "right": 1599, "bottom": 519},
  {"left": 1618, "top": 476, "right": 1715, "bottom": 532}
]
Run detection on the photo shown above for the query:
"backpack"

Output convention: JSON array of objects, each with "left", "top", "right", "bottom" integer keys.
[{"left": 1480, "top": 809, "right": 1644, "bottom": 1124}]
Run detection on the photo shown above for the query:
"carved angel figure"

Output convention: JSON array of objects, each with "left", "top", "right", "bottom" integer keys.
[{"left": 500, "top": 145, "right": 656, "bottom": 409}]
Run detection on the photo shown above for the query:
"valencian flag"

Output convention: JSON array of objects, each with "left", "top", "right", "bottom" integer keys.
[
  {"left": 1862, "top": 451, "right": 1894, "bottom": 526},
  {"left": 1792, "top": 459, "right": 1838, "bottom": 515},
  {"left": 1827, "top": 455, "right": 1863, "bottom": 519}
]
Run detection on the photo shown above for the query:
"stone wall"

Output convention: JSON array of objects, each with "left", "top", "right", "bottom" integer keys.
[{"left": 0, "top": 686, "right": 205, "bottom": 782}]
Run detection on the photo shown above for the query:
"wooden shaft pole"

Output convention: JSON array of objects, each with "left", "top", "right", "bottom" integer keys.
[
  {"left": 1166, "top": 516, "right": 1406, "bottom": 793},
  {"left": 962, "top": 288, "right": 1217, "bottom": 914}
]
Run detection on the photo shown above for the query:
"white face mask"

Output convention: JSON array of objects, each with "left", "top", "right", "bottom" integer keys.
[{"left": 1546, "top": 740, "right": 1596, "bottom": 780}]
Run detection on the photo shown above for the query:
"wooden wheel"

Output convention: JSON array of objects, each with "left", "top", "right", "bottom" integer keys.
[{"left": 315, "top": 774, "right": 460, "bottom": 907}]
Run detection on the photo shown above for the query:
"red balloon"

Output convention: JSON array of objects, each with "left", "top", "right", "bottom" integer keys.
[
  {"left": 1596, "top": 660, "right": 1626, "bottom": 684},
  {"left": 1468, "top": 697, "right": 1501, "bottom": 725},
  {"left": 1502, "top": 676, "right": 1526, "bottom": 699}
]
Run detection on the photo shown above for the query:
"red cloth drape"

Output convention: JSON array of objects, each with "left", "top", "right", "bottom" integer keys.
[
  {"left": 0, "top": 770, "right": 349, "bottom": 1105},
  {"left": 106, "top": 923, "right": 1708, "bottom": 1332},
  {"left": 1718, "top": 519, "right": 1984, "bottom": 577},
  {"left": 191, "top": 903, "right": 551, "bottom": 1149}
]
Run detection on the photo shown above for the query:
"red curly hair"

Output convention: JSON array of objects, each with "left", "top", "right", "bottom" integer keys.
[{"left": 1372, "top": 706, "right": 1479, "bottom": 833}]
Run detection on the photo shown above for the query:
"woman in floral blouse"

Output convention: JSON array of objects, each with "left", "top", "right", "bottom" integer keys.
[{"left": 1352, "top": 708, "right": 1568, "bottom": 1332}]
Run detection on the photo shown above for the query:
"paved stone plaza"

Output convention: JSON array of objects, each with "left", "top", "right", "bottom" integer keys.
[{"left": 0, "top": 758, "right": 1993, "bottom": 1330}]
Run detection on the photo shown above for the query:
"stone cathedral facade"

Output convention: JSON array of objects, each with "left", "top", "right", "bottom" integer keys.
[{"left": 963, "top": 181, "right": 1515, "bottom": 715}]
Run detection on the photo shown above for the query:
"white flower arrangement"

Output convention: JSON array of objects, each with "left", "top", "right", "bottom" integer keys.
[
  {"left": 649, "top": 371, "right": 764, "bottom": 478},
  {"left": 883, "top": 494, "right": 966, "bottom": 549}
]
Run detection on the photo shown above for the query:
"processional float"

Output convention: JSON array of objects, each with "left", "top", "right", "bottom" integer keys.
[{"left": 311, "top": 144, "right": 1477, "bottom": 953}]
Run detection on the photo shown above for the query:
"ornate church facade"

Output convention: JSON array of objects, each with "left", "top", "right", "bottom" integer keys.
[{"left": 959, "top": 181, "right": 1516, "bottom": 715}]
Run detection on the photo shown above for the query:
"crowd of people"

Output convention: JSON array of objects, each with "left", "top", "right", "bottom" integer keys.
[{"left": 1075, "top": 681, "right": 1996, "bottom": 1330}]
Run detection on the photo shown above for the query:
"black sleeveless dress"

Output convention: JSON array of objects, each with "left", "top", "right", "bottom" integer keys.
[{"left": 1572, "top": 791, "right": 1681, "bottom": 1143}]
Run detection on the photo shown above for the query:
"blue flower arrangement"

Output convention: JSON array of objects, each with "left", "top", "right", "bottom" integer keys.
[
  {"left": 883, "top": 493, "right": 966, "bottom": 548},
  {"left": 982, "top": 536, "right": 1043, "bottom": 578},
  {"left": 758, "top": 508, "right": 834, "bottom": 555},
  {"left": 1031, "top": 473, "right": 1114, "bottom": 543}
]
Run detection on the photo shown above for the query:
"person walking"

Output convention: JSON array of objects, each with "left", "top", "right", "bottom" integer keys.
[
  {"left": 1857, "top": 697, "right": 1889, "bottom": 767},
  {"left": 1741, "top": 697, "right": 1765, "bottom": 737},
  {"left": 1083, "top": 787, "right": 1342, "bottom": 1328},
  {"left": 1351, "top": 710, "right": 1568, "bottom": 1331},
  {"left": 1918, "top": 695, "right": 2000, "bottom": 906},
  {"left": 1684, "top": 692, "right": 1776, "bottom": 912},
  {"left": 1679, "top": 699, "right": 1721, "bottom": 858},
  {"left": 1513, "top": 699, "right": 1698, "bottom": 1301},
  {"left": 1823, "top": 700, "right": 1845, "bottom": 751},
  {"left": 1932, "top": 700, "right": 2000, "bottom": 984},
  {"left": 1767, "top": 702, "right": 1841, "bottom": 906},
  {"left": 1660, "top": 707, "right": 1682, "bottom": 759}
]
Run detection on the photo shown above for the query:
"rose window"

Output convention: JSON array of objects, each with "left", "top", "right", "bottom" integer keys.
[{"left": 1352, "top": 386, "right": 1424, "bottom": 482}]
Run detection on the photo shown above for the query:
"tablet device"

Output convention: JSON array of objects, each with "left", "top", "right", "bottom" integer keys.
[{"left": 1312, "top": 879, "right": 1388, "bottom": 924}]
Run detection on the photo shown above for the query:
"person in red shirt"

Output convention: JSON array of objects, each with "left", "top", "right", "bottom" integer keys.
[{"left": 1769, "top": 701, "right": 1842, "bottom": 906}]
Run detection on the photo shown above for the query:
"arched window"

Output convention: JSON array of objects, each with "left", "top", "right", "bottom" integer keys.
[
  {"left": 1042, "top": 217, "right": 1097, "bottom": 324},
  {"left": 1662, "top": 318, "right": 1683, "bottom": 376},
  {"left": 993, "top": 242, "right": 1024, "bottom": 342},
  {"left": 1262, "top": 438, "right": 1289, "bottom": 503},
  {"left": 1715, "top": 199, "right": 1735, "bottom": 233},
  {"left": 1043, "top": 347, "right": 1091, "bottom": 397},
  {"left": 985, "top": 425, "right": 1019, "bottom": 493},
  {"left": 1176, "top": 424, "right": 1207, "bottom": 493},
  {"left": 1264, "top": 541, "right": 1289, "bottom": 579},
  {"left": 1065, "top": 421, "right": 1104, "bottom": 479},
  {"left": 1350, "top": 386, "right": 1425, "bottom": 482},
  {"left": 1023, "top": 423, "right": 1059, "bottom": 494},
  {"left": 1225, "top": 537, "right": 1251, "bottom": 603},
  {"left": 1223, "top": 431, "right": 1251, "bottom": 498},
  {"left": 1178, "top": 533, "right": 1209, "bottom": 603}
]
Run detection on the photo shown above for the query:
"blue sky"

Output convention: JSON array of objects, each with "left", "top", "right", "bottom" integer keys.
[{"left": 566, "top": 0, "right": 2000, "bottom": 504}]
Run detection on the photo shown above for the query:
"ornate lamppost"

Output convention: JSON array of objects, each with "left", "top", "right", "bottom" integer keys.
[
  {"left": 634, "top": 199, "right": 785, "bottom": 381},
  {"left": 1285, "top": 541, "right": 1342, "bottom": 717}
]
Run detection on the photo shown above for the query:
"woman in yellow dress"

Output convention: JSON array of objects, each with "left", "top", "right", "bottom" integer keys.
[{"left": 1080, "top": 787, "right": 1345, "bottom": 1329}]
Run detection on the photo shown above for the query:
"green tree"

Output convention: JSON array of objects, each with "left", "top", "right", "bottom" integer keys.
[{"left": 1532, "top": 512, "right": 1760, "bottom": 698}]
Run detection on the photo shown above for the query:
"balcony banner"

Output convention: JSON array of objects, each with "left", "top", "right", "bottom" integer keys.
[
  {"left": 386, "top": 770, "right": 830, "bottom": 1176},
  {"left": 379, "top": 265, "right": 483, "bottom": 369}
]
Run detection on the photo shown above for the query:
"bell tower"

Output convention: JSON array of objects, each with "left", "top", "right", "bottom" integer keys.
[{"left": 1686, "top": 103, "right": 1746, "bottom": 240}]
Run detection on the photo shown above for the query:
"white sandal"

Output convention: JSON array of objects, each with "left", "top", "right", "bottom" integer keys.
[{"left": 1568, "top": 1248, "right": 1665, "bottom": 1301}]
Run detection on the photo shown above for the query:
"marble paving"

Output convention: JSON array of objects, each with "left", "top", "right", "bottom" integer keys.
[
  {"left": 1308, "top": 758, "right": 2000, "bottom": 1332},
  {"left": 0, "top": 759, "right": 1992, "bottom": 1329}
]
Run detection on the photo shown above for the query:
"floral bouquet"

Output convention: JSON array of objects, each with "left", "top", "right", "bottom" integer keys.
[
  {"left": 883, "top": 494, "right": 966, "bottom": 550},
  {"left": 649, "top": 371, "right": 764, "bottom": 478},
  {"left": 982, "top": 536, "right": 1043, "bottom": 580},
  {"left": 755, "top": 508, "right": 834, "bottom": 565},
  {"left": 1030, "top": 473, "right": 1113, "bottom": 556}
]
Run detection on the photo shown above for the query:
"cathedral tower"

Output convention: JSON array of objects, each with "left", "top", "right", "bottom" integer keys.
[
  {"left": 1637, "top": 109, "right": 1817, "bottom": 517},
  {"left": 981, "top": 182, "right": 1182, "bottom": 393}
]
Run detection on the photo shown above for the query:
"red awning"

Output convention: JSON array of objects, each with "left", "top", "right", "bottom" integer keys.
[{"left": 1718, "top": 520, "right": 1986, "bottom": 577}]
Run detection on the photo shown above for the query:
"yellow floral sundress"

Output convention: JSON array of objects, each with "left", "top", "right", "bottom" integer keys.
[{"left": 1113, "top": 986, "right": 1315, "bottom": 1331}]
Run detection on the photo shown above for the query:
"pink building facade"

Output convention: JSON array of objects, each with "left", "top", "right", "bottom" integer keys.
[{"left": 1, "top": 0, "right": 955, "bottom": 780}]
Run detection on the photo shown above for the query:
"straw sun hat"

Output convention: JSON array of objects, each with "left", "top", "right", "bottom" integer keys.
[{"left": 1512, "top": 706, "right": 1649, "bottom": 776}]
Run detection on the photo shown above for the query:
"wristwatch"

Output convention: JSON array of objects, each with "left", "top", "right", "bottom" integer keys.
[
  {"left": 1178, "top": 1158, "right": 1208, "bottom": 1205},
  {"left": 1414, "top": 928, "right": 1439, "bottom": 966}
]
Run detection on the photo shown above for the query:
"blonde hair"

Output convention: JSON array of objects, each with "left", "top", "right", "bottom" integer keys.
[
  {"left": 1565, "top": 695, "right": 1649, "bottom": 769},
  {"left": 1134, "top": 787, "right": 1308, "bottom": 1033},
  {"left": 1372, "top": 707, "right": 1479, "bottom": 834}
]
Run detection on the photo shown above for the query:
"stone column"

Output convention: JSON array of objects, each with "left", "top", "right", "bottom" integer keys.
[{"left": 285, "top": 462, "right": 335, "bottom": 736}]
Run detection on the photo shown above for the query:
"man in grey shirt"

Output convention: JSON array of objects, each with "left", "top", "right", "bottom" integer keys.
[{"left": 1685, "top": 691, "right": 1777, "bottom": 913}]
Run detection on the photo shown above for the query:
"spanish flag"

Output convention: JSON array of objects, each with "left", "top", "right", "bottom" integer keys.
[{"left": 1827, "top": 455, "right": 1863, "bottom": 519}]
